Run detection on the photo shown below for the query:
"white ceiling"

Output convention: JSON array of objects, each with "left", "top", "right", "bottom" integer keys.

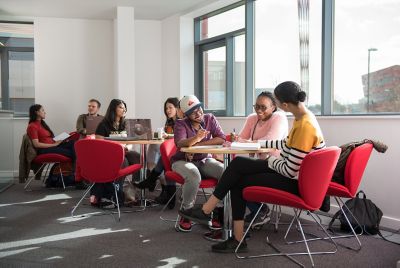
[{"left": 0, "top": 0, "right": 220, "bottom": 20}]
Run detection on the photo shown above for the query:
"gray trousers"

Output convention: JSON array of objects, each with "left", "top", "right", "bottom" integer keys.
[{"left": 172, "top": 158, "right": 224, "bottom": 209}]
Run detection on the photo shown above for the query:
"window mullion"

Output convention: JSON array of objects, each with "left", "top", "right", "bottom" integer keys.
[
  {"left": 226, "top": 37, "right": 234, "bottom": 116},
  {"left": 321, "top": 0, "right": 334, "bottom": 115},
  {"left": 245, "top": 0, "right": 255, "bottom": 116}
]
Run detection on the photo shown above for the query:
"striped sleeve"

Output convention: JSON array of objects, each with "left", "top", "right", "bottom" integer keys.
[
  {"left": 265, "top": 137, "right": 288, "bottom": 150},
  {"left": 267, "top": 146, "right": 307, "bottom": 178}
]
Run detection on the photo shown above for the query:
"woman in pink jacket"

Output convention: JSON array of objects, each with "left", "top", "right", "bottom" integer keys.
[{"left": 238, "top": 91, "right": 288, "bottom": 223}]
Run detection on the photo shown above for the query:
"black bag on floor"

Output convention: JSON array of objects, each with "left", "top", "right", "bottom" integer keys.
[
  {"left": 46, "top": 163, "right": 75, "bottom": 188},
  {"left": 329, "top": 191, "right": 383, "bottom": 235}
]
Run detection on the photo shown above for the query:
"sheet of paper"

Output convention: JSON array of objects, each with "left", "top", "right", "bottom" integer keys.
[
  {"left": 53, "top": 132, "right": 70, "bottom": 141},
  {"left": 230, "top": 142, "right": 261, "bottom": 150}
]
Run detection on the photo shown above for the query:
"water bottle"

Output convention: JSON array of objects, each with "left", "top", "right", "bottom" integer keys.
[{"left": 230, "top": 128, "right": 237, "bottom": 142}]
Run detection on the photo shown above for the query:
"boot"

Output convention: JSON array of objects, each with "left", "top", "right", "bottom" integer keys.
[
  {"left": 166, "top": 185, "right": 176, "bottom": 210},
  {"left": 155, "top": 185, "right": 169, "bottom": 204},
  {"left": 133, "top": 169, "right": 160, "bottom": 192}
]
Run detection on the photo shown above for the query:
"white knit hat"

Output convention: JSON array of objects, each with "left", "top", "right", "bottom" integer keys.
[{"left": 179, "top": 95, "right": 202, "bottom": 116}]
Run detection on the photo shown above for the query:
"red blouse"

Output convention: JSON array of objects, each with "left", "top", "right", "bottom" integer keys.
[{"left": 27, "top": 121, "right": 55, "bottom": 144}]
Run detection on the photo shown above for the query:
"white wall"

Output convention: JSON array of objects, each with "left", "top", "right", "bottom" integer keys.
[
  {"left": 161, "top": 15, "right": 181, "bottom": 99},
  {"left": 218, "top": 116, "right": 400, "bottom": 229},
  {"left": 134, "top": 20, "right": 164, "bottom": 129},
  {"left": 34, "top": 17, "right": 115, "bottom": 134}
]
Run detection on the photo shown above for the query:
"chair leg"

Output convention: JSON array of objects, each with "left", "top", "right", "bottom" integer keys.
[
  {"left": 113, "top": 183, "right": 121, "bottom": 222},
  {"left": 289, "top": 197, "right": 362, "bottom": 251},
  {"left": 71, "top": 183, "right": 94, "bottom": 217},
  {"left": 58, "top": 163, "right": 66, "bottom": 190},
  {"left": 159, "top": 187, "right": 180, "bottom": 222},
  {"left": 24, "top": 164, "right": 46, "bottom": 190},
  {"left": 236, "top": 207, "right": 338, "bottom": 267},
  {"left": 236, "top": 205, "right": 303, "bottom": 266}
]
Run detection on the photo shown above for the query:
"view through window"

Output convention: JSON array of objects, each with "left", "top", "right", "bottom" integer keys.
[
  {"left": 334, "top": 0, "right": 400, "bottom": 114},
  {"left": 0, "top": 22, "right": 34, "bottom": 116}
]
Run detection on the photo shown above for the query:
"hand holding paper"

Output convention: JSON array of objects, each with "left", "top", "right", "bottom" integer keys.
[{"left": 53, "top": 132, "right": 70, "bottom": 142}]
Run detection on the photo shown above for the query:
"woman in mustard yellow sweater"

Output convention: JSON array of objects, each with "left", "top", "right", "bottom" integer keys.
[{"left": 179, "top": 81, "right": 326, "bottom": 253}]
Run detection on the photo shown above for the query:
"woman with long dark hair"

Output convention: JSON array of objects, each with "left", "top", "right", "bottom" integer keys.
[
  {"left": 27, "top": 104, "right": 75, "bottom": 161},
  {"left": 90, "top": 99, "right": 140, "bottom": 207},
  {"left": 134, "top": 97, "right": 183, "bottom": 208},
  {"left": 180, "top": 81, "right": 326, "bottom": 253}
]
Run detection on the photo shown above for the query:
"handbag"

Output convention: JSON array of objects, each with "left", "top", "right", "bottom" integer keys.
[{"left": 329, "top": 190, "right": 383, "bottom": 235}]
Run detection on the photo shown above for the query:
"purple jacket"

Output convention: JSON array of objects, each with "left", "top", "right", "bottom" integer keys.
[{"left": 171, "top": 114, "right": 225, "bottom": 163}]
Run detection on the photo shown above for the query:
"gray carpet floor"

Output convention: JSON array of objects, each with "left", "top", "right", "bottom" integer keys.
[{"left": 1, "top": 180, "right": 399, "bottom": 268}]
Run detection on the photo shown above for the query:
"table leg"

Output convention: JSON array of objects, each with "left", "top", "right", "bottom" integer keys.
[
  {"left": 204, "top": 153, "right": 232, "bottom": 242},
  {"left": 138, "top": 143, "right": 157, "bottom": 208}
]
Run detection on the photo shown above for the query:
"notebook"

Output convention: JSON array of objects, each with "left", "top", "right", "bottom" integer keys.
[
  {"left": 85, "top": 115, "right": 104, "bottom": 135},
  {"left": 125, "top": 119, "right": 153, "bottom": 140}
]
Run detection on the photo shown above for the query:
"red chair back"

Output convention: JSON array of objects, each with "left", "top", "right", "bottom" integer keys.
[
  {"left": 160, "top": 139, "right": 178, "bottom": 172},
  {"left": 75, "top": 139, "right": 125, "bottom": 183},
  {"left": 298, "top": 146, "right": 340, "bottom": 210},
  {"left": 343, "top": 143, "right": 373, "bottom": 196}
]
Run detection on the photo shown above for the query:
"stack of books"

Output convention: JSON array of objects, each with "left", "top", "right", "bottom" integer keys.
[{"left": 230, "top": 142, "right": 261, "bottom": 150}]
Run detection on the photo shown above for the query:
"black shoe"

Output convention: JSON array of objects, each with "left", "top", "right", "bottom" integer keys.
[
  {"left": 178, "top": 204, "right": 212, "bottom": 225},
  {"left": 133, "top": 170, "right": 160, "bottom": 192},
  {"left": 211, "top": 237, "right": 248, "bottom": 253}
]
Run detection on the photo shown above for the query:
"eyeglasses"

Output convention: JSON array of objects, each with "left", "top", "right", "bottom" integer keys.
[
  {"left": 253, "top": 104, "right": 272, "bottom": 112},
  {"left": 189, "top": 107, "right": 203, "bottom": 116}
]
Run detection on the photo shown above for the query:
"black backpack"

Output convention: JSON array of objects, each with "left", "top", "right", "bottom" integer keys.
[{"left": 329, "top": 191, "right": 383, "bottom": 235}]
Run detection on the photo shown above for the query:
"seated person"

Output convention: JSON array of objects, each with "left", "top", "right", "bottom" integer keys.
[
  {"left": 90, "top": 99, "right": 140, "bottom": 207},
  {"left": 180, "top": 81, "right": 326, "bottom": 253},
  {"left": 237, "top": 91, "right": 288, "bottom": 223},
  {"left": 134, "top": 97, "right": 184, "bottom": 209},
  {"left": 171, "top": 95, "right": 225, "bottom": 232},
  {"left": 76, "top": 99, "right": 103, "bottom": 136},
  {"left": 27, "top": 104, "right": 75, "bottom": 164}
]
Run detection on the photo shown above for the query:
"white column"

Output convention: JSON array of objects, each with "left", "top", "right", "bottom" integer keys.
[{"left": 114, "top": 7, "right": 135, "bottom": 118}]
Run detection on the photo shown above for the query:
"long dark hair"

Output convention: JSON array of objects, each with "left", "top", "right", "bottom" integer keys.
[
  {"left": 257, "top": 91, "right": 278, "bottom": 113},
  {"left": 164, "top": 97, "right": 180, "bottom": 130},
  {"left": 103, "top": 99, "right": 127, "bottom": 130},
  {"left": 164, "top": 97, "right": 180, "bottom": 118},
  {"left": 29, "top": 104, "right": 54, "bottom": 137},
  {"left": 274, "top": 81, "right": 306, "bottom": 105}
]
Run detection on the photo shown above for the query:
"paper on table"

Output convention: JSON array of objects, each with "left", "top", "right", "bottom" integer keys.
[
  {"left": 53, "top": 132, "right": 70, "bottom": 142},
  {"left": 230, "top": 142, "right": 261, "bottom": 150},
  {"left": 191, "top": 145, "right": 223, "bottom": 149}
]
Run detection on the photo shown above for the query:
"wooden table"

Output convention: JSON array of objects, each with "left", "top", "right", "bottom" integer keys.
[
  {"left": 109, "top": 139, "right": 164, "bottom": 207},
  {"left": 181, "top": 145, "right": 274, "bottom": 241}
]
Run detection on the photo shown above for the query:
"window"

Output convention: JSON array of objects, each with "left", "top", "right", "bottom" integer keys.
[
  {"left": 255, "top": 0, "right": 322, "bottom": 114},
  {"left": 0, "top": 22, "right": 34, "bottom": 116},
  {"left": 195, "top": 1, "right": 246, "bottom": 116},
  {"left": 333, "top": 0, "right": 400, "bottom": 114},
  {"left": 200, "top": 5, "right": 245, "bottom": 40},
  {"left": 195, "top": 0, "right": 400, "bottom": 116}
]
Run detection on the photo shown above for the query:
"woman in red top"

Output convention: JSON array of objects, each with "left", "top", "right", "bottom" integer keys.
[{"left": 27, "top": 104, "right": 75, "bottom": 161}]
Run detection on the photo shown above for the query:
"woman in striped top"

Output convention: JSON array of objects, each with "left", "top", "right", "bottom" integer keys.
[{"left": 179, "top": 81, "right": 326, "bottom": 253}]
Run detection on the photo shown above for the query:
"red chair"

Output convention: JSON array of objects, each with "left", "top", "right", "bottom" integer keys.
[
  {"left": 159, "top": 138, "right": 218, "bottom": 230},
  {"left": 71, "top": 139, "right": 142, "bottom": 221},
  {"left": 238, "top": 146, "right": 341, "bottom": 267},
  {"left": 323, "top": 143, "right": 373, "bottom": 250},
  {"left": 24, "top": 153, "right": 72, "bottom": 190}
]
